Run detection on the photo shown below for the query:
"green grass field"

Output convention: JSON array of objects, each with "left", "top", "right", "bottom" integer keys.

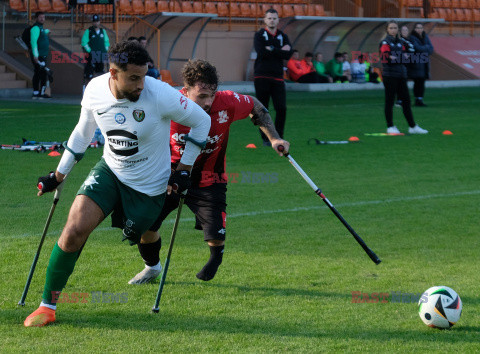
[{"left": 1, "top": 88, "right": 479, "bottom": 352}]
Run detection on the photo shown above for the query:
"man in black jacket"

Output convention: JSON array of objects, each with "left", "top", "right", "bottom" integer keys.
[{"left": 254, "top": 8, "right": 293, "bottom": 146}]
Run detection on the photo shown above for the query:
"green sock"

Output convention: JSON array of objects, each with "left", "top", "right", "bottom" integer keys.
[{"left": 42, "top": 242, "right": 80, "bottom": 305}]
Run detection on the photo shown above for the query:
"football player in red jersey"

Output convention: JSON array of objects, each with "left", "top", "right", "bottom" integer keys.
[{"left": 129, "top": 59, "right": 290, "bottom": 284}]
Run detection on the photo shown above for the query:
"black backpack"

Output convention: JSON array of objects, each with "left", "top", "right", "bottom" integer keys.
[{"left": 21, "top": 25, "right": 33, "bottom": 49}]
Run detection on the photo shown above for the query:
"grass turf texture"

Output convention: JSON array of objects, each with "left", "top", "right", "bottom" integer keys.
[{"left": 0, "top": 88, "right": 479, "bottom": 352}]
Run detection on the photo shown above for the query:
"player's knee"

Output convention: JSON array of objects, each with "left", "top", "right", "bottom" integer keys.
[
  {"left": 58, "top": 225, "right": 87, "bottom": 252},
  {"left": 207, "top": 239, "right": 224, "bottom": 247},
  {"left": 140, "top": 230, "right": 160, "bottom": 244}
]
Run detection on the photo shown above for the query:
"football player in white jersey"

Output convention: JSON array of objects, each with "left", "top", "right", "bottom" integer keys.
[{"left": 24, "top": 41, "right": 211, "bottom": 327}]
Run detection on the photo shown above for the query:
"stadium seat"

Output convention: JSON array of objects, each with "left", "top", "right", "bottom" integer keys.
[
  {"left": 217, "top": 2, "right": 228, "bottom": 16},
  {"left": 445, "top": 8, "right": 453, "bottom": 20},
  {"left": 204, "top": 2, "right": 216, "bottom": 14},
  {"left": 160, "top": 70, "right": 178, "bottom": 86},
  {"left": 273, "top": 4, "right": 283, "bottom": 17},
  {"left": 239, "top": 3, "right": 251, "bottom": 17},
  {"left": 293, "top": 4, "right": 305, "bottom": 16},
  {"left": 437, "top": 8, "right": 447, "bottom": 19},
  {"left": 229, "top": 2, "right": 240, "bottom": 16},
  {"left": 145, "top": 0, "right": 156, "bottom": 14},
  {"left": 451, "top": 0, "right": 460, "bottom": 7},
  {"left": 131, "top": 0, "right": 144, "bottom": 15},
  {"left": 314, "top": 4, "right": 325, "bottom": 16},
  {"left": 430, "top": 0, "right": 443, "bottom": 7},
  {"left": 464, "top": 8, "right": 473, "bottom": 20},
  {"left": 459, "top": 0, "right": 469, "bottom": 7},
  {"left": 181, "top": 1, "right": 193, "bottom": 13},
  {"left": 193, "top": 1, "right": 203, "bottom": 13},
  {"left": 454, "top": 8, "right": 465, "bottom": 21},
  {"left": 9, "top": 0, "right": 26, "bottom": 11},
  {"left": 52, "top": 0, "right": 68, "bottom": 12},
  {"left": 157, "top": 0, "right": 169, "bottom": 12},
  {"left": 119, "top": 0, "right": 133, "bottom": 14},
  {"left": 250, "top": 3, "right": 259, "bottom": 17},
  {"left": 474, "top": 9, "right": 480, "bottom": 21},
  {"left": 38, "top": 0, "right": 51, "bottom": 11},
  {"left": 283, "top": 4, "right": 294, "bottom": 17},
  {"left": 24, "top": 0, "right": 39, "bottom": 12},
  {"left": 170, "top": 1, "right": 181, "bottom": 12}
]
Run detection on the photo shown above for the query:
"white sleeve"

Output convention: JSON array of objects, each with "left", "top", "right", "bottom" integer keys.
[
  {"left": 177, "top": 101, "right": 211, "bottom": 166},
  {"left": 57, "top": 107, "right": 98, "bottom": 175},
  {"left": 158, "top": 85, "right": 211, "bottom": 166}
]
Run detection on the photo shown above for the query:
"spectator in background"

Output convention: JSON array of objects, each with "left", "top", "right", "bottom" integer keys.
[
  {"left": 342, "top": 52, "right": 352, "bottom": 82},
  {"left": 380, "top": 20, "right": 428, "bottom": 134},
  {"left": 30, "top": 12, "right": 51, "bottom": 99},
  {"left": 128, "top": 36, "right": 139, "bottom": 42},
  {"left": 326, "top": 52, "right": 349, "bottom": 83},
  {"left": 138, "top": 36, "right": 160, "bottom": 79},
  {"left": 313, "top": 52, "right": 333, "bottom": 83},
  {"left": 81, "top": 14, "right": 110, "bottom": 92},
  {"left": 396, "top": 25, "right": 415, "bottom": 106},
  {"left": 287, "top": 51, "right": 329, "bottom": 83},
  {"left": 408, "top": 23, "right": 434, "bottom": 106},
  {"left": 351, "top": 54, "right": 380, "bottom": 84},
  {"left": 253, "top": 8, "right": 293, "bottom": 146}
]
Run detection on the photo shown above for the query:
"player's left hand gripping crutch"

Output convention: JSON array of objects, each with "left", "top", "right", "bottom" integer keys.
[
  {"left": 18, "top": 176, "right": 66, "bottom": 306},
  {"left": 278, "top": 146, "right": 381, "bottom": 265},
  {"left": 152, "top": 194, "right": 186, "bottom": 313}
]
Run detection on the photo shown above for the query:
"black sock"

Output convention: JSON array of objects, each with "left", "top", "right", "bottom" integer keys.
[
  {"left": 137, "top": 238, "right": 162, "bottom": 267},
  {"left": 196, "top": 245, "right": 224, "bottom": 281}
]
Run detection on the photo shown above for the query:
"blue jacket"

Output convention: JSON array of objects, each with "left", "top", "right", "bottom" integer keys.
[{"left": 407, "top": 33, "right": 434, "bottom": 79}]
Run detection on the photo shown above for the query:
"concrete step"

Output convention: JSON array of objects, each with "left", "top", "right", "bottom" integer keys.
[
  {"left": 0, "top": 88, "right": 32, "bottom": 99},
  {"left": 0, "top": 73, "right": 16, "bottom": 81},
  {"left": 0, "top": 65, "right": 6, "bottom": 73},
  {"left": 0, "top": 80, "right": 27, "bottom": 89}
]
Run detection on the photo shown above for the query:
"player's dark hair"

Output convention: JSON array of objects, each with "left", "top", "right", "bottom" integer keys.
[
  {"left": 35, "top": 11, "right": 44, "bottom": 18},
  {"left": 138, "top": 36, "right": 147, "bottom": 41},
  {"left": 108, "top": 40, "right": 150, "bottom": 71},
  {"left": 265, "top": 8, "right": 278, "bottom": 16},
  {"left": 334, "top": 52, "right": 343, "bottom": 59},
  {"left": 305, "top": 52, "right": 313, "bottom": 58},
  {"left": 127, "top": 36, "right": 138, "bottom": 42},
  {"left": 181, "top": 59, "right": 219, "bottom": 91}
]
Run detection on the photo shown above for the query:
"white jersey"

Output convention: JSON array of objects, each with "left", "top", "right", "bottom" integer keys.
[{"left": 57, "top": 74, "right": 210, "bottom": 196}]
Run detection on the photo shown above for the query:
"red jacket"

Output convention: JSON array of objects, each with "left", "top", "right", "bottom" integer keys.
[{"left": 287, "top": 58, "right": 314, "bottom": 81}]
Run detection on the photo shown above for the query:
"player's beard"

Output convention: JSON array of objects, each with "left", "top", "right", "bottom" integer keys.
[{"left": 122, "top": 89, "right": 142, "bottom": 102}]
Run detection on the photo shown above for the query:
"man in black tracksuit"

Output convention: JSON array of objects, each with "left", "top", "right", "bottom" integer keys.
[{"left": 254, "top": 8, "right": 293, "bottom": 145}]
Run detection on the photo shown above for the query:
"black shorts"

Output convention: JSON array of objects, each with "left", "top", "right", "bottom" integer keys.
[{"left": 149, "top": 183, "right": 227, "bottom": 241}]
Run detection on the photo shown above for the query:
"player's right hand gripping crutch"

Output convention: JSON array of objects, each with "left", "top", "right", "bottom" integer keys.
[
  {"left": 18, "top": 174, "right": 66, "bottom": 306},
  {"left": 278, "top": 146, "right": 381, "bottom": 265}
]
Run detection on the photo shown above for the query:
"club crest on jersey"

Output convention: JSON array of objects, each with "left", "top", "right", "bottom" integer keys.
[
  {"left": 217, "top": 110, "right": 229, "bottom": 124},
  {"left": 115, "top": 113, "right": 126, "bottom": 124},
  {"left": 83, "top": 174, "right": 100, "bottom": 190},
  {"left": 132, "top": 109, "right": 145, "bottom": 122}
]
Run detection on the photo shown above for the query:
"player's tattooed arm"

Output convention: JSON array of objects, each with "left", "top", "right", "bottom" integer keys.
[{"left": 249, "top": 96, "right": 281, "bottom": 141}]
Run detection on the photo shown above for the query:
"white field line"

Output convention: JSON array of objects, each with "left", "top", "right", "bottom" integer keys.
[{"left": 7, "top": 190, "right": 480, "bottom": 239}]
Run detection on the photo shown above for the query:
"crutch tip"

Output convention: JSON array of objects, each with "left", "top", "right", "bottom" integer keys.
[
  {"left": 152, "top": 308, "right": 159, "bottom": 314},
  {"left": 18, "top": 301, "right": 25, "bottom": 307}
]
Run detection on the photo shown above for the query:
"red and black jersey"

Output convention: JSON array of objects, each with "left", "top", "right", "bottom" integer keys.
[
  {"left": 379, "top": 35, "right": 408, "bottom": 78},
  {"left": 171, "top": 90, "right": 254, "bottom": 187}
]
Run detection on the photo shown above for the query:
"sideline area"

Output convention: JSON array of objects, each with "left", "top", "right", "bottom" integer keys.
[{"left": 1, "top": 79, "right": 479, "bottom": 104}]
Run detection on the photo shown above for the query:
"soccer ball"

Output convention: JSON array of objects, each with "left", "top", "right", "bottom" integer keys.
[{"left": 418, "top": 286, "right": 462, "bottom": 329}]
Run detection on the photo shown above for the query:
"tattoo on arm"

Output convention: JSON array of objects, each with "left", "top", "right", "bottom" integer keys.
[{"left": 249, "top": 97, "right": 281, "bottom": 141}]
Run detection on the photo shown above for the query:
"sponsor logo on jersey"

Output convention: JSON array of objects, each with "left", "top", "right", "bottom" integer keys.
[
  {"left": 132, "top": 109, "right": 145, "bottom": 122},
  {"left": 83, "top": 174, "right": 100, "bottom": 190},
  {"left": 233, "top": 92, "right": 241, "bottom": 103},
  {"left": 206, "top": 133, "right": 223, "bottom": 145},
  {"left": 217, "top": 228, "right": 226, "bottom": 235},
  {"left": 179, "top": 96, "right": 188, "bottom": 110},
  {"left": 244, "top": 95, "right": 251, "bottom": 103},
  {"left": 217, "top": 110, "right": 229, "bottom": 123},
  {"left": 111, "top": 105, "right": 129, "bottom": 108},
  {"left": 115, "top": 113, "right": 126, "bottom": 124},
  {"left": 106, "top": 130, "right": 139, "bottom": 156}
]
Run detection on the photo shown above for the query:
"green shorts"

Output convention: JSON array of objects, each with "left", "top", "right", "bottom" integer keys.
[{"left": 77, "top": 159, "right": 165, "bottom": 245}]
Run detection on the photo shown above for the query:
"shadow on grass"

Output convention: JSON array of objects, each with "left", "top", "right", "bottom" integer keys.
[{"left": 2, "top": 308, "right": 479, "bottom": 343}]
